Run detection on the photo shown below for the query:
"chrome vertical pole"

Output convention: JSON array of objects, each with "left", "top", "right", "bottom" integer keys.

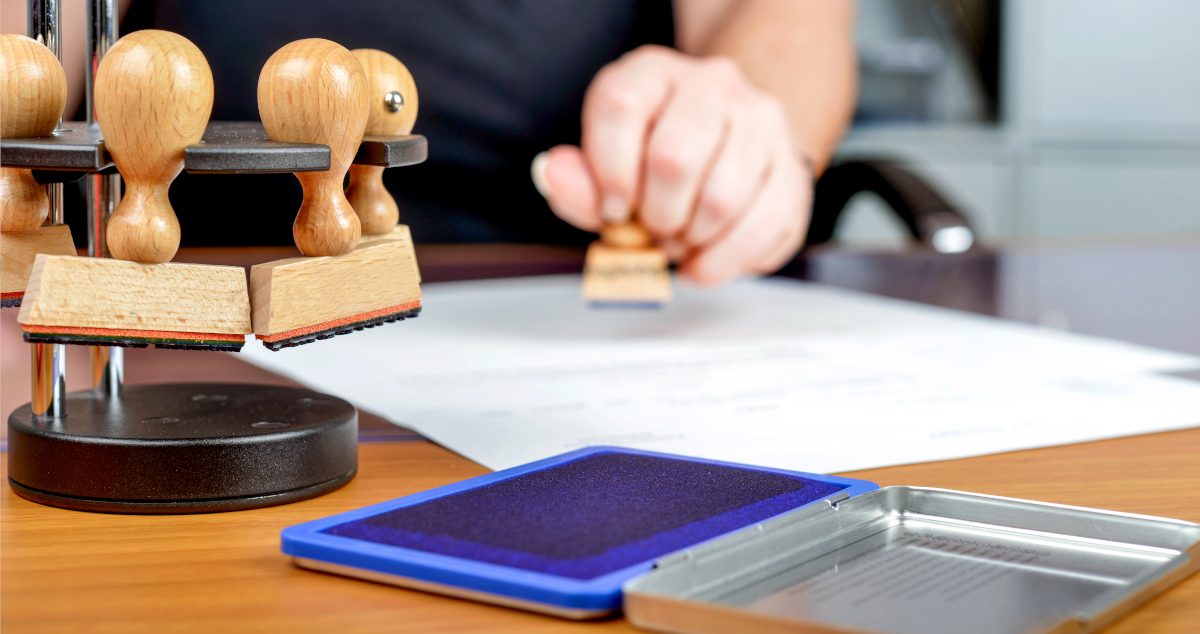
[
  {"left": 27, "top": 0, "right": 60, "bottom": 55},
  {"left": 28, "top": 0, "right": 67, "bottom": 419},
  {"left": 31, "top": 337, "right": 67, "bottom": 419},
  {"left": 86, "top": 0, "right": 123, "bottom": 397}
]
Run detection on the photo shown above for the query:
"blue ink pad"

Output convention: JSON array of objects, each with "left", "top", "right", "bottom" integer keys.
[{"left": 282, "top": 447, "right": 877, "bottom": 617}]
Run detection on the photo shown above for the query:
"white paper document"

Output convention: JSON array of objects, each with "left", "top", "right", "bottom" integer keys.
[{"left": 241, "top": 276, "right": 1200, "bottom": 473}]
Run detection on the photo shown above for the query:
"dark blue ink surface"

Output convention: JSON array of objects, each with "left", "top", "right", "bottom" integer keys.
[{"left": 324, "top": 451, "right": 847, "bottom": 580}]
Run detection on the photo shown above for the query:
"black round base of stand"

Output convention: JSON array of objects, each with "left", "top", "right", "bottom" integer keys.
[{"left": 6, "top": 383, "right": 358, "bottom": 514}]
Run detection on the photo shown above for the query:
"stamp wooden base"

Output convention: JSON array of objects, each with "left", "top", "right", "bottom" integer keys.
[
  {"left": 17, "top": 255, "right": 251, "bottom": 346},
  {"left": 0, "top": 225, "right": 76, "bottom": 306},
  {"left": 581, "top": 242, "right": 672, "bottom": 307},
  {"left": 6, "top": 383, "right": 357, "bottom": 514},
  {"left": 358, "top": 224, "right": 422, "bottom": 282},
  {"left": 250, "top": 235, "right": 422, "bottom": 341},
  {"left": 358, "top": 223, "right": 412, "bottom": 244}
]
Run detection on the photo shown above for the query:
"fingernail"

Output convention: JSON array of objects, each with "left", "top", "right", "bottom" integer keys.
[
  {"left": 530, "top": 151, "right": 552, "bottom": 200},
  {"left": 601, "top": 194, "right": 630, "bottom": 224}
]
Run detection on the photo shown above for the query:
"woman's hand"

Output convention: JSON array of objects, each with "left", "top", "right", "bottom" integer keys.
[{"left": 532, "top": 45, "right": 812, "bottom": 286}]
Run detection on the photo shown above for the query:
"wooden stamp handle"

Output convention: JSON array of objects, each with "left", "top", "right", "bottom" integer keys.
[
  {"left": 345, "top": 49, "right": 418, "bottom": 236},
  {"left": 94, "top": 30, "right": 214, "bottom": 263},
  {"left": 345, "top": 164, "right": 396, "bottom": 235},
  {"left": 293, "top": 172, "right": 361, "bottom": 256},
  {"left": 600, "top": 222, "right": 652, "bottom": 249},
  {"left": 0, "top": 34, "right": 67, "bottom": 233},
  {"left": 259, "top": 39, "right": 369, "bottom": 256},
  {"left": 1, "top": 168, "right": 50, "bottom": 232}
]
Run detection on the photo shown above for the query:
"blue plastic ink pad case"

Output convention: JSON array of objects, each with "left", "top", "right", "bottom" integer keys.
[{"left": 281, "top": 447, "right": 878, "bottom": 618}]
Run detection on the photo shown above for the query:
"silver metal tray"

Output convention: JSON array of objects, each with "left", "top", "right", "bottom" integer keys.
[{"left": 624, "top": 487, "right": 1200, "bottom": 634}]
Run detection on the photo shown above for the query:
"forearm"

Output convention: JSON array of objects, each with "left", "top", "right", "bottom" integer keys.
[{"left": 675, "top": 0, "right": 857, "bottom": 174}]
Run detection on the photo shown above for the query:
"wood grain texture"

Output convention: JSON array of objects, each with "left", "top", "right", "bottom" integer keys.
[
  {"left": 353, "top": 49, "right": 419, "bottom": 138},
  {"left": 259, "top": 39, "right": 368, "bottom": 256},
  {"left": 0, "top": 34, "right": 66, "bottom": 139},
  {"left": 17, "top": 255, "right": 250, "bottom": 335},
  {"left": 0, "top": 34, "right": 67, "bottom": 232},
  {"left": 359, "top": 224, "right": 421, "bottom": 282},
  {"left": 3, "top": 428, "right": 1199, "bottom": 633},
  {"left": 0, "top": 168, "right": 49, "bottom": 232},
  {"left": 346, "top": 165, "right": 397, "bottom": 235},
  {"left": 581, "top": 242, "right": 672, "bottom": 304},
  {"left": 250, "top": 238, "right": 421, "bottom": 336},
  {"left": 0, "top": 225, "right": 76, "bottom": 295},
  {"left": 346, "top": 49, "right": 418, "bottom": 236},
  {"left": 355, "top": 223, "right": 422, "bottom": 277},
  {"left": 94, "top": 30, "right": 213, "bottom": 264},
  {"left": 357, "top": 223, "right": 412, "bottom": 245}
]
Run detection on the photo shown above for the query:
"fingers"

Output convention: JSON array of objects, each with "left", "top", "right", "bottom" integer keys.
[
  {"left": 574, "top": 47, "right": 809, "bottom": 285},
  {"left": 748, "top": 162, "right": 812, "bottom": 274},
  {"left": 680, "top": 151, "right": 807, "bottom": 286},
  {"left": 683, "top": 97, "right": 778, "bottom": 246},
  {"left": 658, "top": 236, "right": 691, "bottom": 262},
  {"left": 638, "top": 70, "right": 729, "bottom": 237},
  {"left": 581, "top": 46, "right": 677, "bottom": 225},
  {"left": 532, "top": 145, "right": 602, "bottom": 232}
]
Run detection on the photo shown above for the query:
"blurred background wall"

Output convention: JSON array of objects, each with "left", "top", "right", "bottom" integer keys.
[{"left": 835, "top": 0, "right": 1200, "bottom": 245}]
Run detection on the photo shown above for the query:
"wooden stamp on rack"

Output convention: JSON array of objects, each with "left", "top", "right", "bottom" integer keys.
[
  {"left": 347, "top": 48, "right": 418, "bottom": 242},
  {"left": 6, "top": 7, "right": 367, "bottom": 515},
  {"left": 348, "top": 49, "right": 421, "bottom": 281},
  {"left": 258, "top": 38, "right": 366, "bottom": 257},
  {"left": 581, "top": 221, "right": 673, "bottom": 308},
  {"left": 17, "top": 30, "right": 251, "bottom": 350},
  {"left": 251, "top": 40, "right": 422, "bottom": 350},
  {"left": 0, "top": 34, "right": 77, "bottom": 307}
]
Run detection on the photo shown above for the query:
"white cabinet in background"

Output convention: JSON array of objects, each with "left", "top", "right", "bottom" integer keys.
[
  {"left": 833, "top": 0, "right": 1200, "bottom": 243},
  {"left": 1023, "top": 148, "right": 1200, "bottom": 237}
]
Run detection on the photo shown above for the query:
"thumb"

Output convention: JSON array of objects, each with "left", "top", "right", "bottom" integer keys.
[{"left": 532, "top": 145, "right": 602, "bottom": 232}]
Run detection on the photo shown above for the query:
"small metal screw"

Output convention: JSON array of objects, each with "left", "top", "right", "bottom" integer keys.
[{"left": 384, "top": 91, "right": 405, "bottom": 113}]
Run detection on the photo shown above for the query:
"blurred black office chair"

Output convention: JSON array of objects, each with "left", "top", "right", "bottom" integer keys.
[
  {"left": 780, "top": 160, "right": 996, "bottom": 316},
  {"left": 806, "top": 160, "right": 975, "bottom": 254}
]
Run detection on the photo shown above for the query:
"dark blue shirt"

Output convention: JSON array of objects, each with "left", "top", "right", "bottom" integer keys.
[{"left": 123, "top": 0, "right": 674, "bottom": 245}]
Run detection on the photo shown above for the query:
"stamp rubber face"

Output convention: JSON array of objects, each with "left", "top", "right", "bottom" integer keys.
[{"left": 322, "top": 451, "right": 848, "bottom": 580}]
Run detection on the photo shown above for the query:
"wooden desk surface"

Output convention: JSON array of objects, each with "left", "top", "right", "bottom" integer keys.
[
  {"left": 3, "top": 246, "right": 1200, "bottom": 633},
  {"left": 5, "top": 429, "right": 1200, "bottom": 633}
]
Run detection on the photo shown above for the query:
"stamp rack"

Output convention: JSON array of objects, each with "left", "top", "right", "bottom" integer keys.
[{"left": 1, "top": 0, "right": 426, "bottom": 513}]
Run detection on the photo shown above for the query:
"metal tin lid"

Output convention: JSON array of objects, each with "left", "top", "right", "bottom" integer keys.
[{"left": 625, "top": 486, "right": 1200, "bottom": 634}]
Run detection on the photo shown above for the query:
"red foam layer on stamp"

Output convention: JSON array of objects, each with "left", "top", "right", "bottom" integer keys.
[
  {"left": 21, "top": 324, "right": 246, "bottom": 342},
  {"left": 258, "top": 301, "right": 422, "bottom": 343},
  {"left": 1, "top": 292, "right": 24, "bottom": 299}
]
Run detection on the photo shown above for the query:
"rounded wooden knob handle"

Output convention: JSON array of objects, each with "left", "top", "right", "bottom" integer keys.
[
  {"left": 0, "top": 34, "right": 67, "bottom": 232},
  {"left": 345, "top": 49, "right": 418, "bottom": 236},
  {"left": 601, "top": 222, "right": 652, "bottom": 249},
  {"left": 1, "top": 167, "right": 50, "bottom": 232},
  {"left": 0, "top": 34, "right": 66, "bottom": 138},
  {"left": 259, "top": 39, "right": 369, "bottom": 256},
  {"left": 355, "top": 49, "right": 418, "bottom": 137},
  {"left": 95, "top": 30, "right": 214, "bottom": 263}
]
